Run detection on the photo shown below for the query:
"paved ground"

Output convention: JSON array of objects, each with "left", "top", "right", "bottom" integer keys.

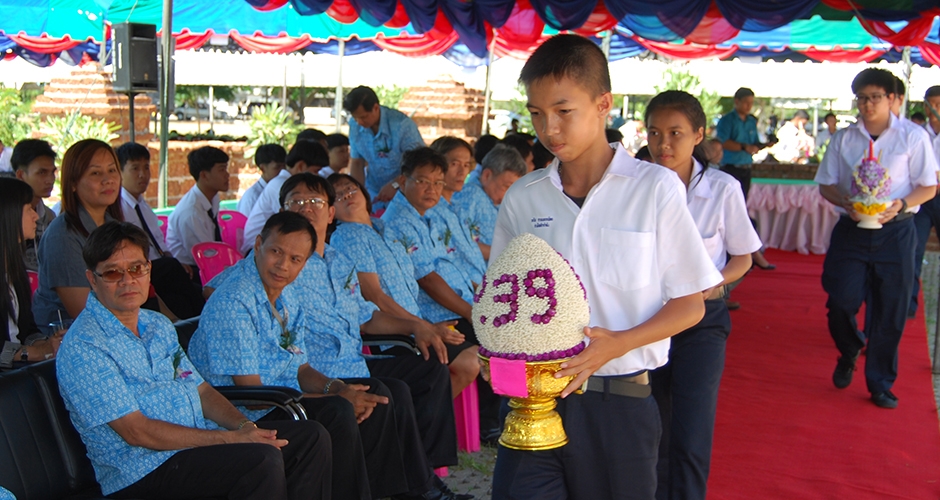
[{"left": 918, "top": 251, "right": 940, "bottom": 414}]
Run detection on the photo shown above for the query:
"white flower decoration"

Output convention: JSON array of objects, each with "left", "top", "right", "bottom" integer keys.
[{"left": 473, "top": 233, "right": 590, "bottom": 360}]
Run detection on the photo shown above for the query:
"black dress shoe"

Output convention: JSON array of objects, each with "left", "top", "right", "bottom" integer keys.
[
  {"left": 871, "top": 390, "right": 898, "bottom": 409},
  {"left": 434, "top": 477, "right": 474, "bottom": 500},
  {"left": 832, "top": 353, "right": 859, "bottom": 389}
]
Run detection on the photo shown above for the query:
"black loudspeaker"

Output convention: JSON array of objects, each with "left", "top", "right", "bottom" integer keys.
[{"left": 113, "top": 22, "right": 158, "bottom": 93}]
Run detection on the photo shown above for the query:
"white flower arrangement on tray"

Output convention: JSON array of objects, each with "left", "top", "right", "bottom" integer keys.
[{"left": 473, "top": 233, "right": 590, "bottom": 361}]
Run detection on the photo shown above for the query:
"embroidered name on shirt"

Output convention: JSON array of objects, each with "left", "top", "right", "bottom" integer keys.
[{"left": 532, "top": 217, "right": 553, "bottom": 228}]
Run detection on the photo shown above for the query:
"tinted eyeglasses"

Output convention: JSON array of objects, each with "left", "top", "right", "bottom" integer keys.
[{"left": 93, "top": 262, "right": 152, "bottom": 283}]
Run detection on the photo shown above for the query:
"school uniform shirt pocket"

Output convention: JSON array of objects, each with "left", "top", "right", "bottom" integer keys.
[
  {"left": 598, "top": 228, "right": 654, "bottom": 291},
  {"left": 700, "top": 232, "right": 724, "bottom": 266}
]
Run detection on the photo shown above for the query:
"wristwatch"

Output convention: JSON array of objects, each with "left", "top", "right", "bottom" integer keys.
[
  {"left": 391, "top": 181, "right": 400, "bottom": 190},
  {"left": 20, "top": 346, "right": 28, "bottom": 362}
]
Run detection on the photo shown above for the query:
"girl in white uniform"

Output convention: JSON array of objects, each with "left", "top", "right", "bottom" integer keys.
[{"left": 645, "top": 90, "right": 762, "bottom": 500}]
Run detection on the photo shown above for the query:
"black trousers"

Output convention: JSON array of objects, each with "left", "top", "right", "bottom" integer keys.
[
  {"left": 150, "top": 256, "right": 205, "bottom": 319},
  {"left": 822, "top": 216, "right": 916, "bottom": 394},
  {"left": 110, "top": 420, "right": 331, "bottom": 500},
  {"left": 367, "top": 353, "right": 458, "bottom": 468},
  {"left": 452, "top": 317, "right": 501, "bottom": 435},
  {"left": 652, "top": 299, "right": 732, "bottom": 500},
  {"left": 911, "top": 197, "right": 940, "bottom": 314},
  {"left": 491, "top": 391, "right": 661, "bottom": 500},
  {"left": 720, "top": 164, "right": 752, "bottom": 200}
]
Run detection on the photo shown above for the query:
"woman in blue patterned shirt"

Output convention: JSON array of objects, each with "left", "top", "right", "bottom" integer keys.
[{"left": 328, "top": 173, "right": 480, "bottom": 398}]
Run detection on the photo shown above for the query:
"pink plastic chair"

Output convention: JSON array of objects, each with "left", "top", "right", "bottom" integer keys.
[
  {"left": 156, "top": 215, "right": 169, "bottom": 241},
  {"left": 454, "top": 379, "right": 481, "bottom": 452},
  {"left": 27, "top": 270, "right": 39, "bottom": 299},
  {"left": 218, "top": 210, "right": 248, "bottom": 255},
  {"left": 191, "top": 242, "right": 243, "bottom": 286}
]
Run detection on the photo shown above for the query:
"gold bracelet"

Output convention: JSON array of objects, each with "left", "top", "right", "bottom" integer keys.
[{"left": 236, "top": 419, "right": 255, "bottom": 430}]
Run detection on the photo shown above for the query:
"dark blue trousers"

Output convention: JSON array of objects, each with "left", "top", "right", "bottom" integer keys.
[
  {"left": 821, "top": 216, "right": 916, "bottom": 394},
  {"left": 491, "top": 389, "right": 660, "bottom": 500},
  {"left": 651, "top": 299, "right": 731, "bottom": 500},
  {"left": 911, "top": 196, "right": 940, "bottom": 314}
]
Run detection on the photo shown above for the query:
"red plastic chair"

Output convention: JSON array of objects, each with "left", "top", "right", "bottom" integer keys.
[
  {"left": 454, "top": 379, "right": 481, "bottom": 452},
  {"left": 191, "top": 242, "right": 243, "bottom": 286},
  {"left": 156, "top": 215, "right": 169, "bottom": 241},
  {"left": 218, "top": 210, "right": 248, "bottom": 256},
  {"left": 27, "top": 270, "right": 39, "bottom": 299}
]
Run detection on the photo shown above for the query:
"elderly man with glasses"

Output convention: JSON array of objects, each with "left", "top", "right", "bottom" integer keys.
[{"left": 56, "top": 221, "right": 331, "bottom": 500}]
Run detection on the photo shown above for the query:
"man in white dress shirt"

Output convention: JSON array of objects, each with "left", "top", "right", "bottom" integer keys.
[
  {"left": 241, "top": 141, "right": 329, "bottom": 254},
  {"left": 166, "top": 146, "right": 230, "bottom": 276},
  {"left": 237, "top": 144, "right": 285, "bottom": 216},
  {"left": 910, "top": 86, "right": 940, "bottom": 317},
  {"left": 116, "top": 142, "right": 204, "bottom": 318}
]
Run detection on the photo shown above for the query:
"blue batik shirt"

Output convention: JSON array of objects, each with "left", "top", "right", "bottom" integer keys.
[
  {"left": 296, "top": 245, "right": 377, "bottom": 379},
  {"left": 57, "top": 293, "right": 208, "bottom": 495},
  {"left": 349, "top": 105, "right": 426, "bottom": 201},
  {"left": 381, "top": 191, "right": 475, "bottom": 323},
  {"left": 452, "top": 174, "right": 499, "bottom": 247},
  {"left": 429, "top": 197, "right": 486, "bottom": 284},
  {"left": 330, "top": 218, "right": 422, "bottom": 317},
  {"left": 188, "top": 257, "right": 307, "bottom": 421},
  {"left": 715, "top": 112, "right": 759, "bottom": 166}
]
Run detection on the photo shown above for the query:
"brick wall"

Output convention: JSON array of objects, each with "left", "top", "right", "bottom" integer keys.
[
  {"left": 751, "top": 163, "right": 819, "bottom": 180},
  {"left": 141, "top": 140, "right": 260, "bottom": 208}
]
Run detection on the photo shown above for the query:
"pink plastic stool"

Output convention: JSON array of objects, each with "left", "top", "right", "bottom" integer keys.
[
  {"left": 454, "top": 379, "right": 481, "bottom": 452},
  {"left": 27, "top": 270, "right": 39, "bottom": 299},
  {"left": 156, "top": 215, "right": 168, "bottom": 240},
  {"left": 434, "top": 467, "right": 448, "bottom": 477},
  {"left": 218, "top": 210, "right": 247, "bottom": 255},
  {"left": 191, "top": 242, "right": 243, "bottom": 286}
]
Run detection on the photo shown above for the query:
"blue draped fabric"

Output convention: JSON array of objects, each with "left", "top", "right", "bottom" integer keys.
[
  {"left": 605, "top": 0, "right": 710, "bottom": 40},
  {"left": 528, "top": 0, "right": 598, "bottom": 31},
  {"left": 441, "top": 43, "right": 489, "bottom": 67},
  {"left": 716, "top": 0, "right": 818, "bottom": 31},
  {"left": 400, "top": 0, "right": 439, "bottom": 33},
  {"left": 305, "top": 37, "right": 379, "bottom": 55},
  {"left": 348, "top": 0, "right": 397, "bottom": 27},
  {"left": 290, "top": 0, "right": 333, "bottom": 16}
]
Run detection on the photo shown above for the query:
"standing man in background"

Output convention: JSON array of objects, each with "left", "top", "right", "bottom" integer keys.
[{"left": 344, "top": 86, "right": 425, "bottom": 211}]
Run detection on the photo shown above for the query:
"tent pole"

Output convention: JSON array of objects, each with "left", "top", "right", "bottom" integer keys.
[
  {"left": 334, "top": 39, "right": 345, "bottom": 133},
  {"left": 601, "top": 30, "right": 611, "bottom": 60},
  {"left": 158, "top": 0, "right": 173, "bottom": 209},
  {"left": 481, "top": 44, "right": 494, "bottom": 136},
  {"left": 902, "top": 47, "right": 912, "bottom": 118}
]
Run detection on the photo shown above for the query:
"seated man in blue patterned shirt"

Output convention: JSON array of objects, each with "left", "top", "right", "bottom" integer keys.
[
  {"left": 57, "top": 221, "right": 330, "bottom": 500},
  {"left": 192, "top": 209, "right": 467, "bottom": 500},
  {"left": 452, "top": 144, "right": 527, "bottom": 261}
]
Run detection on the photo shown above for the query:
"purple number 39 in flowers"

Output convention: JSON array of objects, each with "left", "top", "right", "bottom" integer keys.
[{"left": 488, "top": 269, "right": 557, "bottom": 327}]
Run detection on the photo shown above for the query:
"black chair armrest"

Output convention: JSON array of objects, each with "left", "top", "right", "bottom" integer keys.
[
  {"left": 215, "top": 385, "right": 308, "bottom": 421},
  {"left": 361, "top": 334, "right": 421, "bottom": 355}
]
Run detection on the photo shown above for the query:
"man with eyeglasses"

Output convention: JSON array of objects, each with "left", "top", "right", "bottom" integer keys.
[
  {"left": 57, "top": 221, "right": 331, "bottom": 500},
  {"left": 815, "top": 68, "right": 938, "bottom": 409}
]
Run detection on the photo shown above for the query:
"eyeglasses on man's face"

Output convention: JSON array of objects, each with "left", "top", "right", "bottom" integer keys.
[
  {"left": 855, "top": 93, "right": 887, "bottom": 105},
  {"left": 408, "top": 177, "right": 446, "bottom": 191},
  {"left": 93, "top": 262, "right": 152, "bottom": 283},
  {"left": 284, "top": 197, "right": 328, "bottom": 211}
]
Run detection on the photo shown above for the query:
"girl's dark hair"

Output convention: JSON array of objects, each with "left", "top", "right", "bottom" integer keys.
[
  {"left": 644, "top": 90, "right": 710, "bottom": 186},
  {"left": 61, "top": 139, "right": 124, "bottom": 237},
  {"left": 0, "top": 178, "right": 39, "bottom": 343},
  {"left": 327, "top": 173, "right": 372, "bottom": 215},
  {"left": 429, "top": 136, "right": 473, "bottom": 159},
  {"left": 82, "top": 222, "right": 151, "bottom": 271}
]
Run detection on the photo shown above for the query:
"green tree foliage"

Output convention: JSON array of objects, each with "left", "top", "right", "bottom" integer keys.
[
  {"left": 653, "top": 67, "right": 723, "bottom": 126},
  {"left": 246, "top": 104, "right": 302, "bottom": 158},
  {"left": 40, "top": 112, "right": 119, "bottom": 156},
  {"left": 374, "top": 85, "right": 408, "bottom": 110},
  {"left": 491, "top": 83, "right": 533, "bottom": 134},
  {"left": 0, "top": 87, "right": 36, "bottom": 147}
]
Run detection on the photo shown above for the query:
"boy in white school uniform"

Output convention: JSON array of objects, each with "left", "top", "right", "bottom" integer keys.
[
  {"left": 489, "top": 34, "right": 722, "bottom": 500},
  {"left": 166, "top": 146, "right": 230, "bottom": 270}
]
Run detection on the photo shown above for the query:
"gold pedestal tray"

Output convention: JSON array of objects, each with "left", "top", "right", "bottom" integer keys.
[{"left": 479, "top": 355, "right": 575, "bottom": 451}]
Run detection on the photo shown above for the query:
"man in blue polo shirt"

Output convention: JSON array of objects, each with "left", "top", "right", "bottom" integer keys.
[
  {"left": 57, "top": 221, "right": 329, "bottom": 500},
  {"left": 345, "top": 86, "right": 426, "bottom": 210}
]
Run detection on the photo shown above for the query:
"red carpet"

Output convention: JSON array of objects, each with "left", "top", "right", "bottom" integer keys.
[{"left": 709, "top": 249, "right": 940, "bottom": 499}]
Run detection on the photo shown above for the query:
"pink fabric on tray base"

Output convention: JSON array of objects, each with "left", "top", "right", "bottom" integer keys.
[{"left": 747, "top": 183, "right": 838, "bottom": 255}]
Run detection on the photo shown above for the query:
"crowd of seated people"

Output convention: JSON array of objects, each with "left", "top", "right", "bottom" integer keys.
[{"left": 1, "top": 113, "right": 541, "bottom": 498}]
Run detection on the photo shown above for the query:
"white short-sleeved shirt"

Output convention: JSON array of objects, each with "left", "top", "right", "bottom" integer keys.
[
  {"left": 492, "top": 144, "right": 723, "bottom": 375},
  {"left": 236, "top": 178, "right": 267, "bottom": 217},
  {"left": 166, "top": 185, "right": 220, "bottom": 266},
  {"left": 684, "top": 160, "right": 763, "bottom": 270},
  {"left": 242, "top": 169, "right": 291, "bottom": 254},
  {"left": 120, "top": 188, "right": 166, "bottom": 260},
  {"left": 815, "top": 114, "right": 938, "bottom": 214}
]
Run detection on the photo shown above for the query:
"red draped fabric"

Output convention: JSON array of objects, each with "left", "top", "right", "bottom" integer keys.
[
  {"left": 572, "top": 2, "right": 618, "bottom": 36},
  {"left": 635, "top": 38, "right": 737, "bottom": 60},
  {"left": 385, "top": 2, "right": 412, "bottom": 28},
  {"left": 172, "top": 30, "right": 213, "bottom": 50},
  {"left": 800, "top": 47, "right": 884, "bottom": 63},
  {"left": 372, "top": 11, "right": 458, "bottom": 56},
  {"left": 251, "top": 0, "right": 288, "bottom": 12},
  {"left": 327, "top": 0, "right": 360, "bottom": 24},
  {"left": 918, "top": 42, "right": 940, "bottom": 66},
  {"left": 497, "top": 0, "right": 545, "bottom": 47},
  {"left": 685, "top": 2, "right": 739, "bottom": 45},
  {"left": 859, "top": 13, "right": 937, "bottom": 46},
  {"left": 493, "top": 33, "right": 550, "bottom": 58},
  {"left": 6, "top": 33, "right": 81, "bottom": 53},
  {"left": 229, "top": 32, "right": 313, "bottom": 53}
]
